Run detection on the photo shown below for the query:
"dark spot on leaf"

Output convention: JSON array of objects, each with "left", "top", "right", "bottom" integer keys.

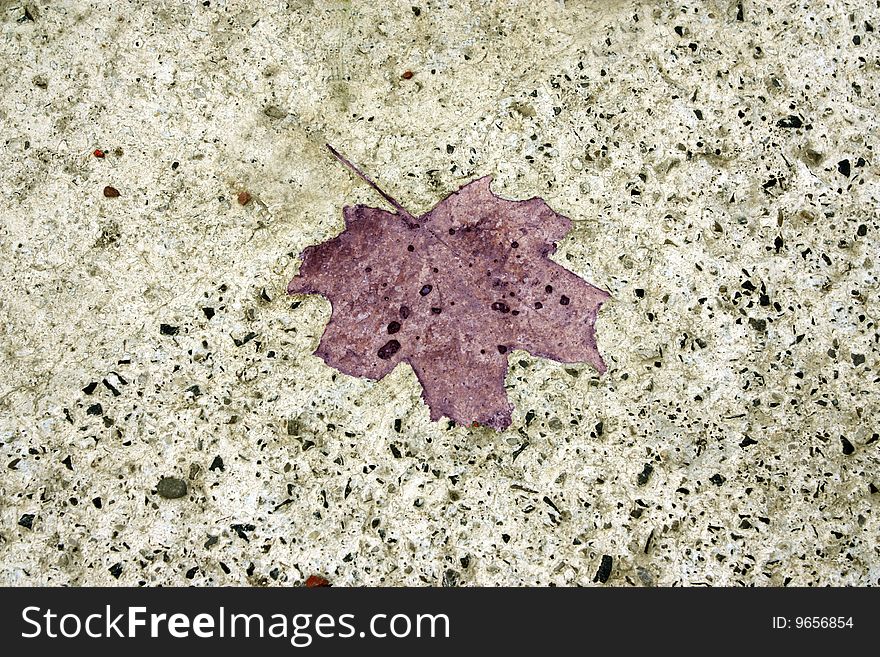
[{"left": 377, "top": 339, "right": 401, "bottom": 360}]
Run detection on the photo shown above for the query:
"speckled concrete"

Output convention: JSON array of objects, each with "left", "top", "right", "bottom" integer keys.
[{"left": 1, "top": 0, "right": 878, "bottom": 587}]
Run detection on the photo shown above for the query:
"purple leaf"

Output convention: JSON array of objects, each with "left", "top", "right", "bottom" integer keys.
[{"left": 289, "top": 145, "right": 609, "bottom": 430}]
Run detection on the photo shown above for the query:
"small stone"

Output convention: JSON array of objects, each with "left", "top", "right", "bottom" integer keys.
[
  {"left": 18, "top": 513, "right": 35, "bottom": 529},
  {"left": 160, "top": 323, "right": 179, "bottom": 336},
  {"left": 305, "top": 575, "right": 330, "bottom": 587},
  {"left": 442, "top": 569, "right": 460, "bottom": 587},
  {"left": 837, "top": 159, "right": 851, "bottom": 177},
  {"left": 156, "top": 477, "right": 188, "bottom": 499},
  {"left": 209, "top": 456, "right": 225, "bottom": 472},
  {"left": 103, "top": 185, "right": 120, "bottom": 198},
  {"left": 710, "top": 473, "right": 726, "bottom": 486},
  {"left": 593, "top": 555, "right": 613, "bottom": 583},
  {"left": 237, "top": 191, "right": 251, "bottom": 205},
  {"left": 231, "top": 523, "right": 256, "bottom": 540},
  {"left": 109, "top": 563, "right": 123, "bottom": 579},
  {"left": 840, "top": 437, "right": 855, "bottom": 455},
  {"left": 263, "top": 105, "right": 288, "bottom": 119},
  {"left": 776, "top": 115, "right": 803, "bottom": 128},
  {"left": 637, "top": 463, "right": 653, "bottom": 486},
  {"left": 851, "top": 353, "right": 865, "bottom": 366}
]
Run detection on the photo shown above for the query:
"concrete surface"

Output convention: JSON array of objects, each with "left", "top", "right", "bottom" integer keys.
[{"left": 1, "top": 0, "right": 878, "bottom": 586}]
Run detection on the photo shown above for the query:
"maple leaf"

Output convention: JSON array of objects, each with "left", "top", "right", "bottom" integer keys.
[{"left": 288, "top": 145, "right": 609, "bottom": 430}]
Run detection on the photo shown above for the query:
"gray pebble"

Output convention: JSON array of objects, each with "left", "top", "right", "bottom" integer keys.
[{"left": 156, "top": 477, "right": 188, "bottom": 499}]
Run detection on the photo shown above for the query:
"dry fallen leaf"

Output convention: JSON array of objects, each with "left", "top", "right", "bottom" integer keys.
[{"left": 288, "top": 145, "right": 609, "bottom": 430}]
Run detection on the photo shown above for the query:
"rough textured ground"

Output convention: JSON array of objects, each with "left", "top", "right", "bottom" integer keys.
[{"left": 1, "top": 0, "right": 878, "bottom": 587}]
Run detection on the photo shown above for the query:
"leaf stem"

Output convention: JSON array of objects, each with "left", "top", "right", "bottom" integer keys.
[{"left": 326, "top": 144, "right": 417, "bottom": 225}]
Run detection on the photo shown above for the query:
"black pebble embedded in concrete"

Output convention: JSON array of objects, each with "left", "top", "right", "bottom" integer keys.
[
  {"left": 594, "top": 555, "right": 613, "bottom": 583},
  {"left": 160, "top": 323, "right": 179, "bottom": 335},
  {"left": 442, "top": 569, "right": 460, "bottom": 587},
  {"left": 231, "top": 523, "right": 256, "bottom": 541},
  {"left": 776, "top": 115, "right": 803, "bottom": 128},
  {"left": 18, "top": 514, "right": 35, "bottom": 529},
  {"left": 156, "top": 477, "right": 188, "bottom": 499}
]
